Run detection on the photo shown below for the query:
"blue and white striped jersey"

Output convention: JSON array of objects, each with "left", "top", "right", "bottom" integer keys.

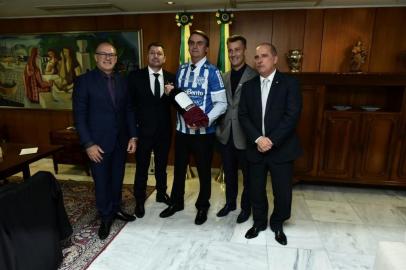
[{"left": 175, "top": 57, "right": 227, "bottom": 134}]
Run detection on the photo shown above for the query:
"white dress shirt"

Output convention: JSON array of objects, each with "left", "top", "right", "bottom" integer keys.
[
  {"left": 255, "top": 69, "right": 276, "bottom": 142},
  {"left": 148, "top": 66, "right": 164, "bottom": 97}
]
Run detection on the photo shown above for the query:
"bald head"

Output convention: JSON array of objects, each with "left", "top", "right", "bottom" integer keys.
[
  {"left": 254, "top": 43, "right": 278, "bottom": 77},
  {"left": 94, "top": 42, "right": 118, "bottom": 74}
]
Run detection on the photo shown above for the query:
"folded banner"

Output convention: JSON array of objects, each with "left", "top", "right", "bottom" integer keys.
[
  {"left": 216, "top": 10, "right": 234, "bottom": 73},
  {"left": 175, "top": 12, "right": 193, "bottom": 64}
]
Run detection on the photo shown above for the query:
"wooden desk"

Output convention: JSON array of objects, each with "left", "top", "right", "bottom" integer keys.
[{"left": 0, "top": 143, "right": 63, "bottom": 179}]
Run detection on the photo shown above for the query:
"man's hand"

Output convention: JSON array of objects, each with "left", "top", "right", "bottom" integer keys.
[
  {"left": 256, "top": 136, "right": 273, "bottom": 153},
  {"left": 86, "top": 145, "right": 104, "bottom": 163},
  {"left": 164, "top": 83, "right": 174, "bottom": 95},
  {"left": 187, "top": 124, "right": 199, "bottom": 130},
  {"left": 127, "top": 138, "right": 137, "bottom": 153}
]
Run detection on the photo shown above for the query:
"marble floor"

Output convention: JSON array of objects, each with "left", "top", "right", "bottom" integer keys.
[{"left": 23, "top": 159, "right": 406, "bottom": 270}]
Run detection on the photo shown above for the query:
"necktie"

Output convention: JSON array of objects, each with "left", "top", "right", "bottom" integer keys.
[
  {"left": 153, "top": 73, "right": 160, "bottom": 97},
  {"left": 188, "top": 64, "right": 196, "bottom": 85},
  {"left": 107, "top": 75, "right": 115, "bottom": 105},
  {"left": 261, "top": 78, "right": 270, "bottom": 135}
]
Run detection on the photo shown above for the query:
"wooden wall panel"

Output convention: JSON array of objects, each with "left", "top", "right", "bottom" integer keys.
[
  {"left": 95, "top": 15, "right": 126, "bottom": 31},
  {"left": 1, "top": 109, "right": 73, "bottom": 144},
  {"left": 272, "top": 10, "right": 306, "bottom": 72},
  {"left": 208, "top": 12, "right": 221, "bottom": 64},
  {"left": 1, "top": 7, "right": 406, "bottom": 167},
  {"left": 136, "top": 13, "right": 181, "bottom": 72},
  {"left": 231, "top": 11, "right": 273, "bottom": 67},
  {"left": 320, "top": 8, "right": 375, "bottom": 72},
  {"left": 302, "top": 9, "right": 324, "bottom": 72},
  {"left": 369, "top": 8, "right": 406, "bottom": 72},
  {"left": 189, "top": 12, "right": 219, "bottom": 64},
  {"left": 0, "top": 18, "right": 41, "bottom": 33},
  {"left": 152, "top": 13, "right": 182, "bottom": 72}
]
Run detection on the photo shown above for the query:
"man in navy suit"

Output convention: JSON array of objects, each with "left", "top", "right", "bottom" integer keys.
[
  {"left": 239, "top": 43, "right": 302, "bottom": 244},
  {"left": 127, "top": 42, "right": 175, "bottom": 218},
  {"left": 73, "top": 42, "right": 137, "bottom": 240}
]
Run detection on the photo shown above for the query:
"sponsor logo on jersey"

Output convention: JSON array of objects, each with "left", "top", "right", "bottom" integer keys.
[{"left": 186, "top": 88, "right": 205, "bottom": 97}]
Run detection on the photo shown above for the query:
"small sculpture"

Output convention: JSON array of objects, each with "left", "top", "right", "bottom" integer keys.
[
  {"left": 350, "top": 41, "right": 367, "bottom": 72},
  {"left": 286, "top": 49, "right": 303, "bottom": 72}
]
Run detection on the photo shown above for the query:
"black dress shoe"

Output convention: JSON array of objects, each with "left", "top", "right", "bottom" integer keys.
[
  {"left": 98, "top": 220, "right": 112, "bottom": 240},
  {"left": 245, "top": 225, "right": 266, "bottom": 239},
  {"left": 216, "top": 204, "right": 236, "bottom": 217},
  {"left": 156, "top": 192, "right": 171, "bottom": 205},
  {"left": 274, "top": 229, "right": 287, "bottom": 245},
  {"left": 236, "top": 209, "right": 251, "bottom": 223},
  {"left": 195, "top": 209, "right": 208, "bottom": 225},
  {"left": 134, "top": 203, "right": 145, "bottom": 218},
  {"left": 115, "top": 210, "right": 136, "bottom": 222},
  {"left": 159, "top": 204, "right": 184, "bottom": 218}
]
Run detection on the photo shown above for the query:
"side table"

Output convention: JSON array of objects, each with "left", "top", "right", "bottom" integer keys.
[{"left": 49, "top": 128, "right": 90, "bottom": 175}]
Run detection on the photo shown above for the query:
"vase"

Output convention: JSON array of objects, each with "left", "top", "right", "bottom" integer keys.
[{"left": 286, "top": 49, "right": 303, "bottom": 72}]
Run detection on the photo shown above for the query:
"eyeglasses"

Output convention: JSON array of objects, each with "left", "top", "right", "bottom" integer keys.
[{"left": 96, "top": 52, "right": 117, "bottom": 58}]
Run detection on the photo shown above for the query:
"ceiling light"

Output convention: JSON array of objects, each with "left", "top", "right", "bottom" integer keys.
[{"left": 167, "top": 1, "right": 175, "bottom": 5}]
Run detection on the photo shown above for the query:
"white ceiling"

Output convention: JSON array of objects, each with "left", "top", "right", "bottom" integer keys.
[{"left": 0, "top": 0, "right": 405, "bottom": 18}]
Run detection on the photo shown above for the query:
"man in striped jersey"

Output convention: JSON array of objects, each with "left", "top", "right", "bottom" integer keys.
[{"left": 160, "top": 30, "right": 227, "bottom": 225}]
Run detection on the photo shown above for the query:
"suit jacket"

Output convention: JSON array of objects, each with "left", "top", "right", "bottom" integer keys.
[
  {"left": 216, "top": 65, "right": 257, "bottom": 149},
  {"left": 127, "top": 67, "right": 175, "bottom": 138},
  {"left": 238, "top": 70, "right": 303, "bottom": 163},
  {"left": 73, "top": 68, "right": 137, "bottom": 153}
]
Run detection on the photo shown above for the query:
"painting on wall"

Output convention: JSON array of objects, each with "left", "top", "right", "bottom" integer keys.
[{"left": 0, "top": 31, "right": 142, "bottom": 109}]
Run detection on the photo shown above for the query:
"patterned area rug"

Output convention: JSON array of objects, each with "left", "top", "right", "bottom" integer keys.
[{"left": 58, "top": 181, "right": 154, "bottom": 270}]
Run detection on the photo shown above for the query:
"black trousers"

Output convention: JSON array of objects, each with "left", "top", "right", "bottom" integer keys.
[
  {"left": 134, "top": 132, "right": 171, "bottom": 203},
  {"left": 90, "top": 143, "right": 126, "bottom": 222},
  {"left": 219, "top": 136, "right": 250, "bottom": 210},
  {"left": 248, "top": 159, "right": 293, "bottom": 230},
  {"left": 170, "top": 132, "right": 215, "bottom": 210}
]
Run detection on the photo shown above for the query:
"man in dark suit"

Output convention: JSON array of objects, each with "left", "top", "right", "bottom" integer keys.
[
  {"left": 216, "top": 35, "right": 257, "bottom": 223},
  {"left": 73, "top": 42, "right": 137, "bottom": 240},
  {"left": 127, "top": 42, "right": 175, "bottom": 218},
  {"left": 238, "top": 43, "right": 302, "bottom": 245}
]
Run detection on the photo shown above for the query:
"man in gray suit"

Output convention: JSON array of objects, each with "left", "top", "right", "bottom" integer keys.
[{"left": 216, "top": 35, "right": 258, "bottom": 223}]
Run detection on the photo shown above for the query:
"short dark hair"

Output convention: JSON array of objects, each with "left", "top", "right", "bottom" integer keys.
[
  {"left": 189, "top": 30, "right": 210, "bottom": 47},
  {"left": 147, "top": 42, "right": 165, "bottom": 52},
  {"left": 257, "top": 42, "right": 278, "bottom": 56},
  {"left": 227, "top": 35, "right": 247, "bottom": 48}
]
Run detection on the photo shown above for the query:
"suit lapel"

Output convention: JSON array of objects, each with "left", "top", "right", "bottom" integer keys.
[
  {"left": 163, "top": 71, "right": 173, "bottom": 100},
  {"left": 233, "top": 67, "right": 252, "bottom": 105},
  {"left": 252, "top": 76, "right": 263, "bottom": 118},
  {"left": 113, "top": 73, "right": 124, "bottom": 107},
  {"left": 163, "top": 71, "right": 169, "bottom": 85},
  {"left": 223, "top": 72, "right": 232, "bottom": 105},
  {"left": 265, "top": 70, "right": 281, "bottom": 115},
  {"left": 142, "top": 68, "right": 155, "bottom": 99}
]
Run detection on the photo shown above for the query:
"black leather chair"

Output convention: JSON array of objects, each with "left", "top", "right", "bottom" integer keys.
[{"left": 0, "top": 171, "right": 72, "bottom": 270}]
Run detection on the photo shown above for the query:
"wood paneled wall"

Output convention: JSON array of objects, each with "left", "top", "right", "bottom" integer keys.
[{"left": 0, "top": 7, "right": 405, "bottom": 164}]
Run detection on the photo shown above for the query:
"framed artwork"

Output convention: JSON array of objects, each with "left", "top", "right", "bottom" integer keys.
[{"left": 0, "top": 30, "right": 142, "bottom": 109}]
